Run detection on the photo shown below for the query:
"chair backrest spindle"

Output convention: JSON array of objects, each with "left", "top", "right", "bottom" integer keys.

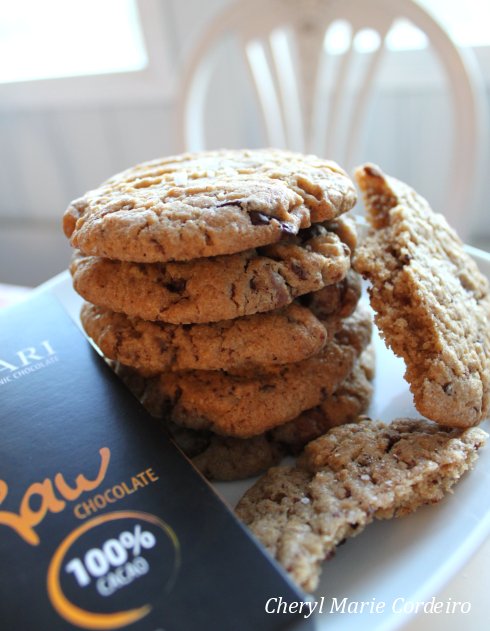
[{"left": 177, "top": 0, "right": 485, "bottom": 235}]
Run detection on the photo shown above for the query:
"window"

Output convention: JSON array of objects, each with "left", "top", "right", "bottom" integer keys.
[
  {"left": 0, "top": 0, "right": 147, "bottom": 84},
  {"left": 417, "top": 0, "right": 490, "bottom": 48},
  {"left": 324, "top": 0, "right": 490, "bottom": 55},
  {"left": 0, "top": 0, "right": 172, "bottom": 106}
]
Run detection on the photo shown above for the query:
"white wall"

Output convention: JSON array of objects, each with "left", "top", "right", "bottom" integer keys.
[{"left": 0, "top": 0, "right": 488, "bottom": 286}]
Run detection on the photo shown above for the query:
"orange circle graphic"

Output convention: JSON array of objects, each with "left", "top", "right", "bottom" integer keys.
[{"left": 47, "top": 510, "right": 180, "bottom": 629}]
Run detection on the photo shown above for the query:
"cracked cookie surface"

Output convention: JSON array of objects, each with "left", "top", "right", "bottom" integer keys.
[
  {"left": 236, "top": 418, "right": 487, "bottom": 591},
  {"left": 63, "top": 149, "right": 357, "bottom": 262},
  {"left": 353, "top": 164, "right": 490, "bottom": 428},
  {"left": 70, "top": 218, "right": 355, "bottom": 324},
  {"left": 118, "top": 303, "right": 372, "bottom": 438},
  {"left": 80, "top": 270, "right": 361, "bottom": 375}
]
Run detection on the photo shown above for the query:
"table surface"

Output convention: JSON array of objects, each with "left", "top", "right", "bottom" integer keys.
[{"left": 1, "top": 282, "right": 489, "bottom": 630}]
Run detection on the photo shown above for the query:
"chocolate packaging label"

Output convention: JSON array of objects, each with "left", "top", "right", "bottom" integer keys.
[{"left": 0, "top": 292, "right": 313, "bottom": 630}]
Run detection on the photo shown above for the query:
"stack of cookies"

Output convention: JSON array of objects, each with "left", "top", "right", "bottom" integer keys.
[{"left": 63, "top": 149, "right": 374, "bottom": 479}]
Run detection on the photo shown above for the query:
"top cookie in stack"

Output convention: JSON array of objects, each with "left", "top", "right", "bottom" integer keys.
[
  {"left": 63, "top": 149, "right": 372, "bottom": 467},
  {"left": 63, "top": 149, "right": 356, "bottom": 263}
]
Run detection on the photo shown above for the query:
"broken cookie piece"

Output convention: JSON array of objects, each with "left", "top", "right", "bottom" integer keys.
[
  {"left": 353, "top": 164, "right": 490, "bottom": 428},
  {"left": 236, "top": 418, "right": 487, "bottom": 591}
]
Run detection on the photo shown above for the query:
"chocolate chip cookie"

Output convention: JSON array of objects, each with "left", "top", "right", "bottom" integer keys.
[
  {"left": 189, "top": 346, "right": 374, "bottom": 479},
  {"left": 124, "top": 304, "right": 372, "bottom": 438},
  {"left": 117, "top": 347, "right": 374, "bottom": 480},
  {"left": 236, "top": 418, "right": 487, "bottom": 590},
  {"left": 63, "top": 149, "right": 357, "bottom": 263},
  {"left": 353, "top": 164, "right": 490, "bottom": 428},
  {"left": 80, "top": 301, "right": 328, "bottom": 375},
  {"left": 71, "top": 218, "right": 355, "bottom": 324},
  {"left": 79, "top": 269, "right": 361, "bottom": 375}
]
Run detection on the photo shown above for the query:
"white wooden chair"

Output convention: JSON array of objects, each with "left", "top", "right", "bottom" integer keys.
[{"left": 176, "top": 0, "right": 485, "bottom": 235}]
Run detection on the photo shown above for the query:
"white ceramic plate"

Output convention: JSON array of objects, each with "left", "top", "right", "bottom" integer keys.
[{"left": 42, "top": 246, "right": 490, "bottom": 631}]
